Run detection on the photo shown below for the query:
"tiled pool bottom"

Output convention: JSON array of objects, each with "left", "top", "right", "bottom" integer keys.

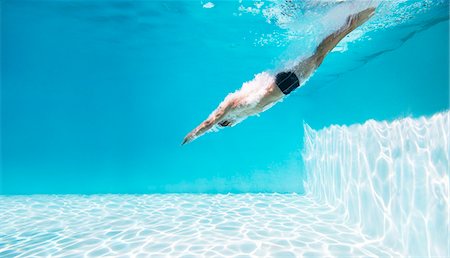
[{"left": 0, "top": 194, "right": 399, "bottom": 257}]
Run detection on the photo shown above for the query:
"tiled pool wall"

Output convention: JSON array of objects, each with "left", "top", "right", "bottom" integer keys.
[{"left": 303, "top": 111, "right": 449, "bottom": 257}]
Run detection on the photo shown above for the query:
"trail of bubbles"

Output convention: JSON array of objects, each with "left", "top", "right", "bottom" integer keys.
[{"left": 237, "top": 0, "right": 447, "bottom": 59}]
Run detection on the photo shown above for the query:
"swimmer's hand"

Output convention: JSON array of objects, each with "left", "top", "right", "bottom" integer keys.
[{"left": 182, "top": 132, "right": 195, "bottom": 145}]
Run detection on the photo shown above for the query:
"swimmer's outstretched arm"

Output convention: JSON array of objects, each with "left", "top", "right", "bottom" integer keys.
[
  {"left": 182, "top": 97, "right": 239, "bottom": 145},
  {"left": 182, "top": 83, "right": 283, "bottom": 145},
  {"left": 182, "top": 7, "right": 375, "bottom": 145}
]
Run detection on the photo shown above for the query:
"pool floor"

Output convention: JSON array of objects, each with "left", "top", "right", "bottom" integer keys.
[{"left": 1, "top": 194, "right": 400, "bottom": 257}]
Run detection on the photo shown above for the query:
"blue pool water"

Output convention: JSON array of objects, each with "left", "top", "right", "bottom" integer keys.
[
  {"left": 2, "top": 0, "right": 448, "bottom": 194},
  {"left": 1, "top": 111, "right": 448, "bottom": 257},
  {"left": 1, "top": 0, "right": 449, "bottom": 257}
]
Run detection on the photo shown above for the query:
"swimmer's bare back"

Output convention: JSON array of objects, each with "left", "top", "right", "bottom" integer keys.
[{"left": 182, "top": 7, "right": 375, "bottom": 145}]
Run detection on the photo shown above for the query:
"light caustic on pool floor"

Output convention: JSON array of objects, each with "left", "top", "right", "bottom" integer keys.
[{"left": 0, "top": 194, "right": 400, "bottom": 257}]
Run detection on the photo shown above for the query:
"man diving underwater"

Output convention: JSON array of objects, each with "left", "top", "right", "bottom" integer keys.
[{"left": 182, "top": 7, "right": 375, "bottom": 145}]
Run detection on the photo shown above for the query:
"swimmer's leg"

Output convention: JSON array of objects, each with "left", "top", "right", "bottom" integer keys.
[
  {"left": 291, "top": 8, "right": 375, "bottom": 80},
  {"left": 314, "top": 7, "right": 375, "bottom": 65}
]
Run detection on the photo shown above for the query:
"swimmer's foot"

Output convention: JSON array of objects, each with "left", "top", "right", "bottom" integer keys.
[{"left": 348, "top": 7, "right": 375, "bottom": 29}]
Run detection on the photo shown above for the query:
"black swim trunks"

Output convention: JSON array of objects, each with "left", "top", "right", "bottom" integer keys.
[{"left": 275, "top": 71, "right": 300, "bottom": 95}]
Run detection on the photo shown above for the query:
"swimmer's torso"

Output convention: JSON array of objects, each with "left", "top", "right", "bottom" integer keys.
[{"left": 275, "top": 54, "right": 319, "bottom": 95}]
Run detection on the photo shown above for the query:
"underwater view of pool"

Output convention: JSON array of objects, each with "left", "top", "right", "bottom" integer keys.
[{"left": 1, "top": 0, "right": 449, "bottom": 257}]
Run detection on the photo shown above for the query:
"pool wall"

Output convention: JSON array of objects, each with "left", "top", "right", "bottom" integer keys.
[{"left": 303, "top": 111, "right": 449, "bottom": 256}]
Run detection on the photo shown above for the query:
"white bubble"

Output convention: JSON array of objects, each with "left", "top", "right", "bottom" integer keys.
[{"left": 203, "top": 2, "right": 215, "bottom": 9}]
